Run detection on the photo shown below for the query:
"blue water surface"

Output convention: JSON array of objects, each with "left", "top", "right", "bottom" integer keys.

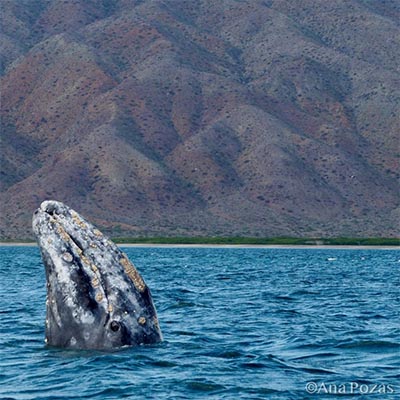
[{"left": 0, "top": 246, "right": 399, "bottom": 399}]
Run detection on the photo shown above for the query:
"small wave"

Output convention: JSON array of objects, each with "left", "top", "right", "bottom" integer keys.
[
  {"left": 90, "top": 386, "right": 134, "bottom": 398},
  {"left": 216, "top": 275, "right": 231, "bottom": 280},
  {"left": 296, "top": 365, "right": 336, "bottom": 375},
  {"left": 211, "top": 350, "right": 243, "bottom": 359},
  {"left": 222, "top": 386, "right": 284, "bottom": 397},
  {"left": 177, "top": 287, "right": 195, "bottom": 293},
  {"left": 336, "top": 340, "right": 400, "bottom": 350},
  {"left": 274, "top": 295, "right": 296, "bottom": 301},
  {"left": 185, "top": 380, "right": 226, "bottom": 392},
  {"left": 275, "top": 308, "right": 303, "bottom": 316},
  {"left": 150, "top": 360, "right": 178, "bottom": 367},
  {"left": 290, "top": 352, "right": 340, "bottom": 361},
  {"left": 167, "top": 301, "right": 197, "bottom": 309},
  {"left": 240, "top": 362, "right": 268, "bottom": 369},
  {"left": 266, "top": 354, "right": 336, "bottom": 375},
  {"left": 172, "top": 330, "right": 197, "bottom": 336},
  {"left": 290, "top": 289, "right": 321, "bottom": 296}
]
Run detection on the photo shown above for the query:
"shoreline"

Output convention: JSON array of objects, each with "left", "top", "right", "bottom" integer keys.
[{"left": 0, "top": 242, "right": 398, "bottom": 250}]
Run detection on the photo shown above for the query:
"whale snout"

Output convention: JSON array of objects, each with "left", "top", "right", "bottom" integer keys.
[
  {"left": 40, "top": 200, "right": 59, "bottom": 215},
  {"left": 39, "top": 200, "right": 69, "bottom": 217}
]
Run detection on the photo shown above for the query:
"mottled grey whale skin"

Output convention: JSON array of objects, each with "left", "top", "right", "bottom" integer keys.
[{"left": 32, "top": 200, "right": 162, "bottom": 350}]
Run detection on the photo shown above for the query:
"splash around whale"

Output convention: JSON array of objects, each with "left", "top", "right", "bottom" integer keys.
[{"left": 32, "top": 200, "right": 162, "bottom": 350}]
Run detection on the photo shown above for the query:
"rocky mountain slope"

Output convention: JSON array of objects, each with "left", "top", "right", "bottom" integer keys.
[{"left": 1, "top": 0, "right": 399, "bottom": 239}]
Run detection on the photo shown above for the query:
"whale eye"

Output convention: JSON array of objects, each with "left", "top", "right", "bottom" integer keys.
[{"left": 110, "top": 321, "right": 120, "bottom": 332}]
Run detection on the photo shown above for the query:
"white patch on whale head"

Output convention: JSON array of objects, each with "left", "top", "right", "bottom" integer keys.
[{"left": 62, "top": 252, "right": 73, "bottom": 263}]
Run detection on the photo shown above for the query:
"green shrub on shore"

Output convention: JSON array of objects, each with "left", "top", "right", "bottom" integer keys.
[
  {"left": 113, "top": 236, "right": 400, "bottom": 246},
  {"left": 1, "top": 237, "right": 398, "bottom": 246}
]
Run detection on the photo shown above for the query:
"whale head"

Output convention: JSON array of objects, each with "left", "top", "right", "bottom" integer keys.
[{"left": 32, "top": 200, "right": 162, "bottom": 349}]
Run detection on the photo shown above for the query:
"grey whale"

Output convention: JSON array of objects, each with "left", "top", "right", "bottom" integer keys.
[{"left": 32, "top": 200, "right": 162, "bottom": 349}]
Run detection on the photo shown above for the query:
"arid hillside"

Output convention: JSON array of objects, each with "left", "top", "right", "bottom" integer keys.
[{"left": 1, "top": 0, "right": 399, "bottom": 239}]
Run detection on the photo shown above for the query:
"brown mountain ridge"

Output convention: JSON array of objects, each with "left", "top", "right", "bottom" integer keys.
[{"left": 1, "top": 0, "right": 399, "bottom": 239}]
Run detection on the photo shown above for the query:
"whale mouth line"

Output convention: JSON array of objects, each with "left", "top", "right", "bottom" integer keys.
[
  {"left": 54, "top": 218, "right": 84, "bottom": 254},
  {"left": 70, "top": 235, "right": 84, "bottom": 253}
]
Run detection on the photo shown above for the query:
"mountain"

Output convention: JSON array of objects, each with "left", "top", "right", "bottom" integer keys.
[{"left": 1, "top": 0, "right": 399, "bottom": 240}]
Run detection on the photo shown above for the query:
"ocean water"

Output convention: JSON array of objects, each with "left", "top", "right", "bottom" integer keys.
[{"left": 0, "top": 246, "right": 399, "bottom": 399}]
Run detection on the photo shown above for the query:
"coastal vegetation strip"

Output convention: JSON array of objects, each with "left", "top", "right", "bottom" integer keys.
[
  {"left": 0, "top": 237, "right": 398, "bottom": 246},
  {"left": 113, "top": 237, "right": 400, "bottom": 246}
]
